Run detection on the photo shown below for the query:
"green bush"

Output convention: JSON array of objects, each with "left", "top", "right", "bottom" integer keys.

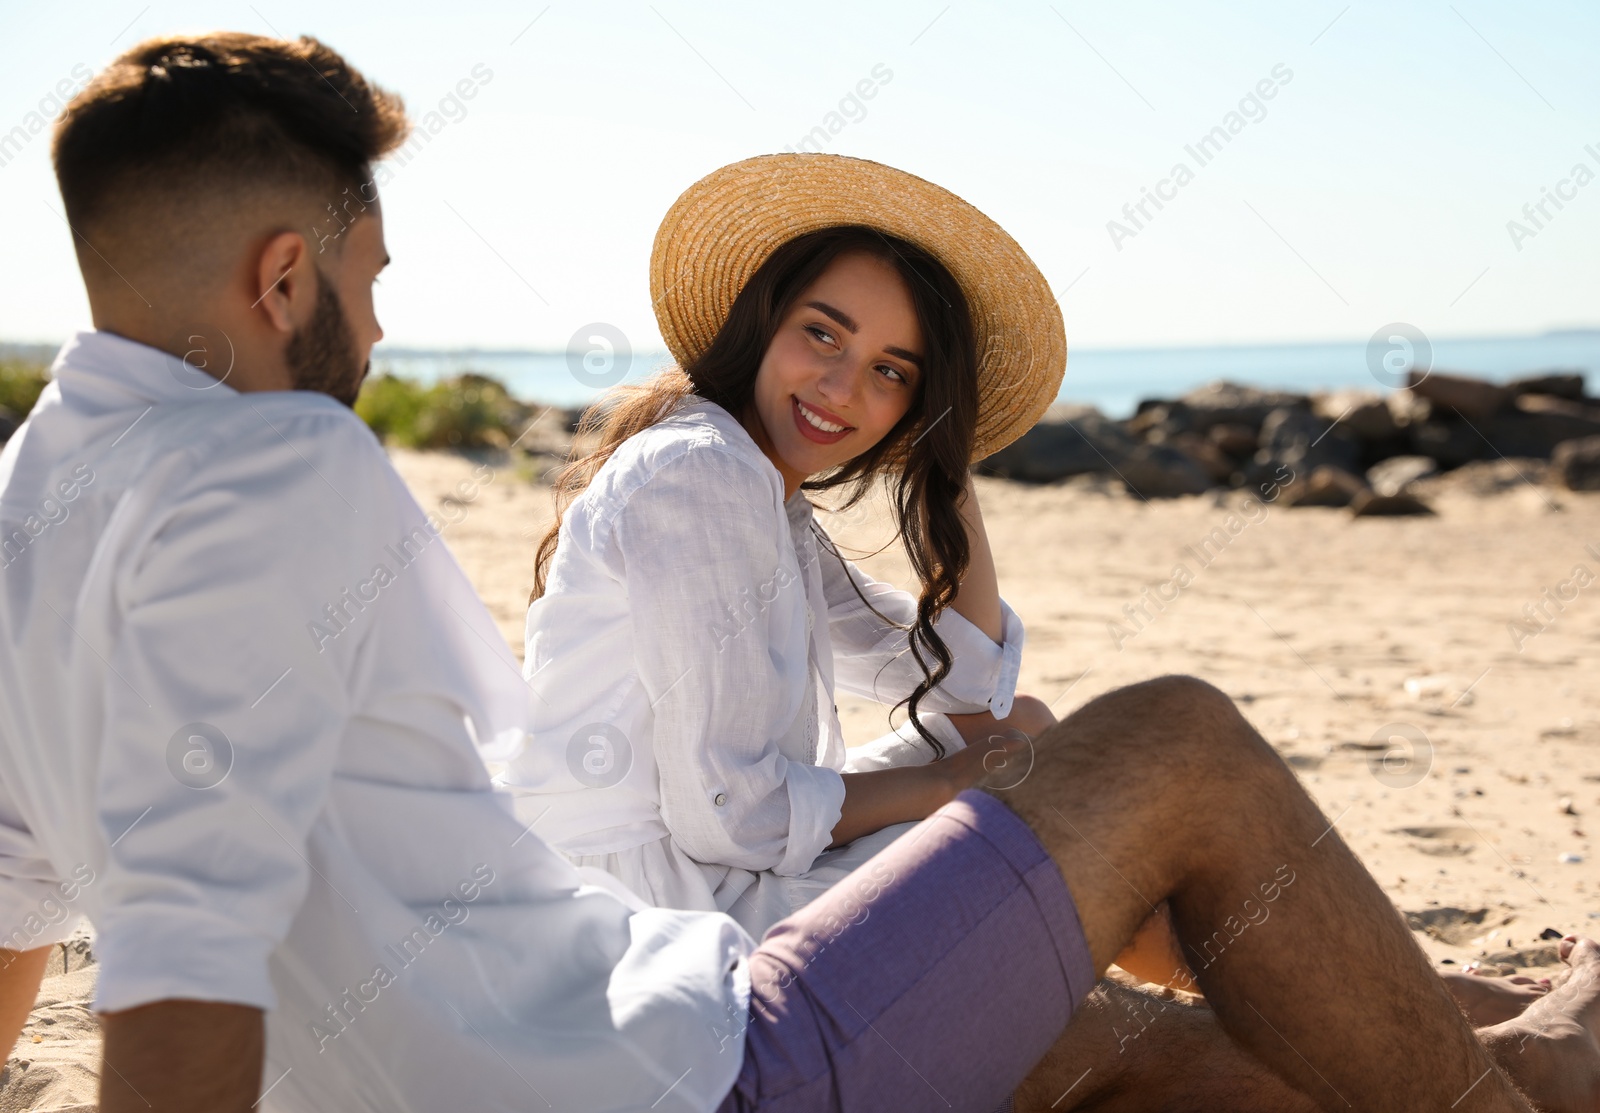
[
  {"left": 354, "top": 373, "right": 427, "bottom": 445},
  {"left": 355, "top": 370, "right": 529, "bottom": 450},
  {"left": 0, "top": 358, "right": 51, "bottom": 418}
]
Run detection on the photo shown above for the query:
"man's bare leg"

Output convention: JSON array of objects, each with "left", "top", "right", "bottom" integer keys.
[
  {"left": 1020, "top": 937, "right": 1600, "bottom": 1113},
  {"left": 1481, "top": 937, "right": 1600, "bottom": 1113},
  {"left": 985, "top": 674, "right": 1544, "bottom": 1112},
  {"left": 1112, "top": 897, "right": 1554, "bottom": 1029},
  {"left": 1014, "top": 978, "right": 1321, "bottom": 1113}
]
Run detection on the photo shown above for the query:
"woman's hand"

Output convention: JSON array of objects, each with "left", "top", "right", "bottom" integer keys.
[
  {"left": 929, "top": 729, "right": 1034, "bottom": 800},
  {"left": 828, "top": 732, "right": 1030, "bottom": 850}
]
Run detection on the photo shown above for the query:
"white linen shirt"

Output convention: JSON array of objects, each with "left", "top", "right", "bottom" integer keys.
[
  {"left": 503, "top": 399, "right": 1023, "bottom": 917},
  {"left": 0, "top": 332, "right": 755, "bottom": 1113}
]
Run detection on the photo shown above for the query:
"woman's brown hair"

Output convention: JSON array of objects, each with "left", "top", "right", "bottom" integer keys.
[{"left": 533, "top": 225, "right": 980, "bottom": 758}]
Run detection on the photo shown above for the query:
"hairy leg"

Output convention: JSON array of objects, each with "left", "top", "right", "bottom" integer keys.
[
  {"left": 1020, "top": 941, "right": 1599, "bottom": 1113},
  {"left": 1014, "top": 977, "right": 1320, "bottom": 1113},
  {"left": 986, "top": 675, "right": 1535, "bottom": 1113},
  {"left": 1480, "top": 936, "right": 1600, "bottom": 1113}
]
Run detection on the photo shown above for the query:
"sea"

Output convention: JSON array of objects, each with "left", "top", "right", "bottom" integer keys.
[{"left": 371, "top": 330, "right": 1600, "bottom": 419}]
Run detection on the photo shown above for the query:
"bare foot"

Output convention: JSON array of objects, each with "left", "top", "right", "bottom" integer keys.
[
  {"left": 1442, "top": 969, "right": 1551, "bottom": 1027},
  {"left": 1483, "top": 936, "right": 1600, "bottom": 1113}
]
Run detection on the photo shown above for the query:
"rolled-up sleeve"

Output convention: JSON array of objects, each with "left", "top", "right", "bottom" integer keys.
[
  {"left": 613, "top": 447, "right": 844, "bottom": 877},
  {"left": 820, "top": 537, "right": 1024, "bottom": 719},
  {"left": 92, "top": 410, "right": 387, "bottom": 1013}
]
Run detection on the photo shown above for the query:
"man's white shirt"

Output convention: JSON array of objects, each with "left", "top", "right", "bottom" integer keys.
[{"left": 0, "top": 331, "right": 754, "bottom": 1112}]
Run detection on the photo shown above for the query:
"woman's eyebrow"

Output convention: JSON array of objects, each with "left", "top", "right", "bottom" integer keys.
[
  {"left": 804, "top": 300, "right": 858, "bottom": 333},
  {"left": 883, "top": 345, "right": 923, "bottom": 368},
  {"left": 805, "top": 300, "right": 923, "bottom": 366}
]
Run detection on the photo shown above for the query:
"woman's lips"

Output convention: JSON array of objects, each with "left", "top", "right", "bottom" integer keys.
[{"left": 791, "top": 396, "right": 854, "bottom": 445}]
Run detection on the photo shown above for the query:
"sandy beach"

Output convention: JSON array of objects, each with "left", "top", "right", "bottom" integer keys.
[{"left": 5, "top": 449, "right": 1596, "bottom": 1106}]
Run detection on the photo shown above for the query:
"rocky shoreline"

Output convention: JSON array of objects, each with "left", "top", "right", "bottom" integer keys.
[
  {"left": 7, "top": 367, "right": 1600, "bottom": 518},
  {"left": 977, "top": 370, "right": 1600, "bottom": 514}
]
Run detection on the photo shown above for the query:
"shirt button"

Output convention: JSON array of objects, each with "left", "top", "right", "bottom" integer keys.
[{"left": 713, "top": 793, "right": 727, "bottom": 806}]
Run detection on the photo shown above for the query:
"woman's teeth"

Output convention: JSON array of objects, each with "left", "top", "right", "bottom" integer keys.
[{"left": 798, "top": 401, "right": 846, "bottom": 434}]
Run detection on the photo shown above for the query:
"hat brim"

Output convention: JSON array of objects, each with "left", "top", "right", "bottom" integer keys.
[{"left": 649, "top": 154, "right": 1066, "bottom": 462}]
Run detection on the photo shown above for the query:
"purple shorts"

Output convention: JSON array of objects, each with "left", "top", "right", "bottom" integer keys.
[{"left": 718, "top": 789, "right": 1096, "bottom": 1113}]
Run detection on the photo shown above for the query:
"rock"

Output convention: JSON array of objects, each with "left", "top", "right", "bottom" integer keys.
[
  {"left": 1115, "top": 443, "right": 1214, "bottom": 498},
  {"left": 1126, "top": 402, "right": 1187, "bottom": 439},
  {"left": 1411, "top": 458, "right": 1551, "bottom": 497},
  {"left": 1486, "top": 406, "right": 1600, "bottom": 457},
  {"left": 1159, "top": 432, "right": 1235, "bottom": 483},
  {"left": 1258, "top": 407, "right": 1362, "bottom": 475},
  {"left": 1514, "top": 392, "right": 1600, "bottom": 422},
  {"left": 1553, "top": 435, "right": 1600, "bottom": 491},
  {"left": 0, "top": 406, "right": 17, "bottom": 444},
  {"left": 1283, "top": 465, "right": 1368, "bottom": 508},
  {"left": 1313, "top": 389, "right": 1399, "bottom": 441},
  {"left": 1207, "top": 422, "right": 1258, "bottom": 458},
  {"left": 1177, "top": 381, "right": 1311, "bottom": 432},
  {"left": 1483, "top": 944, "right": 1563, "bottom": 969},
  {"left": 1407, "top": 370, "right": 1513, "bottom": 420},
  {"left": 1350, "top": 489, "right": 1435, "bottom": 517},
  {"left": 1400, "top": 410, "right": 1596, "bottom": 467},
  {"left": 1386, "top": 389, "right": 1432, "bottom": 428},
  {"left": 1508, "top": 371, "right": 1587, "bottom": 401},
  {"left": 1367, "top": 455, "right": 1439, "bottom": 496},
  {"left": 1404, "top": 906, "right": 1494, "bottom": 945},
  {"left": 976, "top": 405, "right": 1137, "bottom": 483},
  {"left": 1406, "top": 418, "right": 1485, "bottom": 468}
]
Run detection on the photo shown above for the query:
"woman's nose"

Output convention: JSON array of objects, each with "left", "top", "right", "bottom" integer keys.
[{"left": 815, "top": 360, "right": 860, "bottom": 405}]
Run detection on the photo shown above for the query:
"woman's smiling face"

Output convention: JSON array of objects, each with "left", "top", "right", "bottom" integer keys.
[{"left": 744, "top": 251, "right": 924, "bottom": 496}]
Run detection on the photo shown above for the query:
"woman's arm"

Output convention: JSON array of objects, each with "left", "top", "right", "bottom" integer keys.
[
  {"left": 946, "top": 473, "right": 1003, "bottom": 644},
  {"left": 827, "top": 732, "right": 1027, "bottom": 848},
  {"left": 823, "top": 476, "right": 1021, "bottom": 717}
]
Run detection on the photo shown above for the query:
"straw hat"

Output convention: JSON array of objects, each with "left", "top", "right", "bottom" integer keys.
[{"left": 649, "top": 154, "right": 1066, "bottom": 461}]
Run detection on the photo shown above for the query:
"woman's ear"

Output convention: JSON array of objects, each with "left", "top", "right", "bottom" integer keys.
[{"left": 252, "top": 230, "right": 311, "bottom": 334}]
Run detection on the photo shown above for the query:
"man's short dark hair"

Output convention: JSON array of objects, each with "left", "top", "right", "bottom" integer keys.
[{"left": 52, "top": 32, "right": 409, "bottom": 234}]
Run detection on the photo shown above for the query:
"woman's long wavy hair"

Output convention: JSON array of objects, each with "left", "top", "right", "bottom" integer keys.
[{"left": 532, "top": 225, "right": 980, "bottom": 758}]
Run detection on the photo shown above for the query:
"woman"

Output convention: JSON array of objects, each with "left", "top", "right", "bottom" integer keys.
[{"left": 499, "top": 155, "right": 1067, "bottom": 937}]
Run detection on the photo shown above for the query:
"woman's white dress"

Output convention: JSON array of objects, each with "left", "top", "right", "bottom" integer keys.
[{"left": 497, "top": 398, "right": 1024, "bottom": 938}]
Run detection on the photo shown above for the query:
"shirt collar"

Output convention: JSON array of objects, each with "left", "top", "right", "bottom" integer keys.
[{"left": 50, "top": 328, "right": 241, "bottom": 408}]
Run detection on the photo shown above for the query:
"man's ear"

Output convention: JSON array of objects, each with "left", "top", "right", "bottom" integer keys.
[{"left": 254, "top": 231, "right": 312, "bottom": 334}]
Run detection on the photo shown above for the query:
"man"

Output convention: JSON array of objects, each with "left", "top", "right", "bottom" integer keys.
[{"left": 0, "top": 32, "right": 1595, "bottom": 1113}]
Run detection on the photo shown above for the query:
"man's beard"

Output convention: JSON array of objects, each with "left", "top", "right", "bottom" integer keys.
[{"left": 285, "top": 276, "right": 368, "bottom": 408}]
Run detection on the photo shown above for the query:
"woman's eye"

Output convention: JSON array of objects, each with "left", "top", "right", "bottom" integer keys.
[
  {"left": 876, "top": 364, "right": 907, "bottom": 385},
  {"left": 804, "top": 324, "right": 835, "bottom": 345}
]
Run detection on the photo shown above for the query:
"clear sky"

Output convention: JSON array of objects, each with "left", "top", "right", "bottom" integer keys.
[{"left": 2, "top": 0, "right": 1596, "bottom": 354}]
